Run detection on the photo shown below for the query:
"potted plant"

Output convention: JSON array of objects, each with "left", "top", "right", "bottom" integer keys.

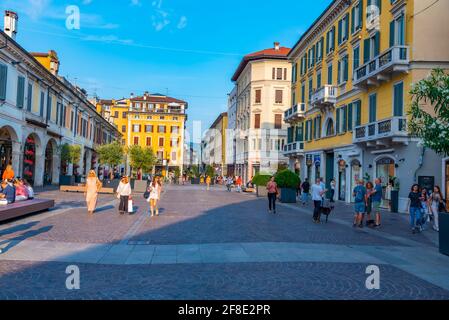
[
  {"left": 275, "top": 170, "right": 300, "bottom": 203},
  {"left": 59, "top": 144, "right": 81, "bottom": 186},
  {"left": 96, "top": 142, "right": 125, "bottom": 191},
  {"left": 252, "top": 173, "right": 272, "bottom": 197},
  {"left": 190, "top": 165, "right": 201, "bottom": 184}
]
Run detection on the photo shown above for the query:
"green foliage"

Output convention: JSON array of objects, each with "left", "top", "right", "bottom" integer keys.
[
  {"left": 127, "top": 145, "right": 157, "bottom": 176},
  {"left": 174, "top": 167, "right": 181, "bottom": 178},
  {"left": 205, "top": 165, "right": 215, "bottom": 178},
  {"left": 189, "top": 165, "right": 200, "bottom": 178},
  {"left": 96, "top": 142, "right": 125, "bottom": 168},
  {"left": 276, "top": 163, "right": 289, "bottom": 174},
  {"left": 252, "top": 174, "right": 272, "bottom": 186},
  {"left": 409, "top": 68, "right": 449, "bottom": 156},
  {"left": 59, "top": 143, "right": 81, "bottom": 165},
  {"left": 275, "top": 170, "right": 300, "bottom": 189}
]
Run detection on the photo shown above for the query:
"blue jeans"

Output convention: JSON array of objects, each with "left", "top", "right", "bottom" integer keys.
[
  {"left": 410, "top": 207, "right": 422, "bottom": 228},
  {"left": 301, "top": 192, "right": 310, "bottom": 203}
]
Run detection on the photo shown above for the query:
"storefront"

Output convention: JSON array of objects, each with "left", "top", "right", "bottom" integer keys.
[
  {"left": 337, "top": 159, "right": 347, "bottom": 201},
  {"left": 350, "top": 160, "right": 362, "bottom": 202},
  {"left": 375, "top": 157, "right": 396, "bottom": 208}
]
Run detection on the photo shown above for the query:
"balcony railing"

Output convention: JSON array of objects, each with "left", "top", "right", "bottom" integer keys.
[
  {"left": 282, "top": 141, "right": 305, "bottom": 156},
  {"left": 311, "top": 85, "right": 337, "bottom": 107},
  {"left": 353, "top": 45, "right": 409, "bottom": 87},
  {"left": 353, "top": 117, "right": 408, "bottom": 144},
  {"left": 284, "top": 103, "right": 306, "bottom": 123}
]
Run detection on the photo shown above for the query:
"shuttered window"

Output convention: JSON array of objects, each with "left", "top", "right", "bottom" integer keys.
[
  {"left": 393, "top": 82, "right": 404, "bottom": 116},
  {"left": 274, "top": 114, "right": 282, "bottom": 129},
  {"left": 27, "top": 83, "right": 33, "bottom": 111},
  {"left": 159, "top": 137, "right": 164, "bottom": 147},
  {"left": 255, "top": 89, "right": 262, "bottom": 103},
  {"left": 0, "top": 64, "right": 7, "bottom": 101},
  {"left": 16, "top": 76, "right": 25, "bottom": 108},
  {"left": 275, "top": 90, "right": 283, "bottom": 104},
  {"left": 40, "top": 91, "right": 45, "bottom": 117},
  {"left": 369, "top": 93, "right": 377, "bottom": 123},
  {"left": 254, "top": 114, "right": 261, "bottom": 129},
  {"left": 146, "top": 137, "right": 152, "bottom": 146}
]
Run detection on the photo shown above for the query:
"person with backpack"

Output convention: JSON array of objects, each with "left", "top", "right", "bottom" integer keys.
[
  {"left": 301, "top": 178, "right": 311, "bottom": 206},
  {"left": 353, "top": 180, "right": 367, "bottom": 228},
  {"left": 408, "top": 184, "right": 423, "bottom": 234}
]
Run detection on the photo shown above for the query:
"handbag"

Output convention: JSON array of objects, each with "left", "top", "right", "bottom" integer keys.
[
  {"left": 439, "top": 201, "right": 447, "bottom": 213},
  {"left": 128, "top": 196, "right": 134, "bottom": 213}
]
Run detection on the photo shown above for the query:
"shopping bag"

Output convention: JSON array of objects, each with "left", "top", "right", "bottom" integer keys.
[{"left": 128, "top": 197, "right": 134, "bottom": 213}]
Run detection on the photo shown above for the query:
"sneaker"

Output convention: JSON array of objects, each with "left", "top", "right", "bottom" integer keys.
[
  {"left": 359, "top": 224, "right": 364, "bottom": 229},
  {"left": 353, "top": 223, "right": 357, "bottom": 228}
]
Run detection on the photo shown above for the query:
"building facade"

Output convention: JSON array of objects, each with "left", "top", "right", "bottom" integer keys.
[
  {"left": 0, "top": 13, "right": 120, "bottom": 186},
  {"left": 231, "top": 42, "right": 292, "bottom": 183},
  {"left": 201, "top": 112, "right": 228, "bottom": 176},
  {"left": 226, "top": 87, "right": 238, "bottom": 176},
  {"left": 97, "top": 92, "right": 188, "bottom": 177},
  {"left": 284, "top": 0, "right": 449, "bottom": 212}
]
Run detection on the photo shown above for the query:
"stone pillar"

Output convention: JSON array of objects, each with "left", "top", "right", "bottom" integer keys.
[
  {"left": 34, "top": 147, "right": 45, "bottom": 187},
  {"left": 11, "top": 141, "right": 22, "bottom": 178},
  {"left": 52, "top": 153, "right": 60, "bottom": 185}
]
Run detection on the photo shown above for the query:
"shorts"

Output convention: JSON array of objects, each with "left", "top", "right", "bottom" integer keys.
[
  {"left": 354, "top": 202, "right": 366, "bottom": 214},
  {"left": 372, "top": 201, "right": 381, "bottom": 213}
]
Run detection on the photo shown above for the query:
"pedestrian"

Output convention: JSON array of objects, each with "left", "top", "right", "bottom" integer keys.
[
  {"left": 85, "top": 170, "right": 102, "bottom": 215},
  {"left": 365, "top": 181, "right": 374, "bottom": 226},
  {"left": 266, "top": 176, "right": 279, "bottom": 214},
  {"left": 408, "top": 184, "right": 423, "bottom": 234},
  {"left": 296, "top": 178, "right": 302, "bottom": 200},
  {"left": 157, "top": 176, "right": 163, "bottom": 198},
  {"left": 226, "top": 176, "right": 233, "bottom": 192},
  {"left": 353, "top": 180, "right": 367, "bottom": 228},
  {"left": 312, "top": 178, "right": 326, "bottom": 223},
  {"left": 429, "top": 186, "right": 444, "bottom": 232},
  {"left": 147, "top": 177, "right": 161, "bottom": 217},
  {"left": 236, "top": 176, "right": 242, "bottom": 193},
  {"left": 0, "top": 179, "right": 16, "bottom": 204},
  {"left": 206, "top": 175, "right": 211, "bottom": 191},
  {"left": 2, "top": 164, "right": 14, "bottom": 181},
  {"left": 370, "top": 178, "right": 383, "bottom": 228},
  {"left": 301, "top": 178, "right": 310, "bottom": 205},
  {"left": 330, "top": 179, "right": 336, "bottom": 203},
  {"left": 117, "top": 176, "right": 132, "bottom": 215}
]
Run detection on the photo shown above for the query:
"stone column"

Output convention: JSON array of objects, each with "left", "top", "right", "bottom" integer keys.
[
  {"left": 52, "top": 153, "right": 60, "bottom": 185},
  {"left": 34, "top": 146, "right": 45, "bottom": 187}
]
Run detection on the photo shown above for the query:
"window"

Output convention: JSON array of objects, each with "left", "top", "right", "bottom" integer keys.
[
  {"left": 338, "top": 55, "right": 349, "bottom": 84},
  {"left": 114, "top": 111, "right": 119, "bottom": 118},
  {"left": 326, "top": 26, "right": 336, "bottom": 54},
  {"left": 158, "top": 125, "right": 166, "bottom": 133},
  {"left": 393, "top": 82, "right": 404, "bottom": 116},
  {"left": 353, "top": 100, "right": 362, "bottom": 127},
  {"left": 316, "top": 37, "right": 324, "bottom": 63},
  {"left": 0, "top": 64, "right": 7, "bottom": 101},
  {"left": 146, "top": 137, "right": 152, "bottom": 146},
  {"left": 336, "top": 106, "right": 348, "bottom": 134},
  {"left": 301, "top": 83, "right": 306, "bottom": 103},
  {"left": 145, "top": 125, "right": 153, "bottom": 133},
  {"left": 40, "top": 91, "right": 45, "bottom": 117},
  {"left": 308, "top": 78, "right": 313, "bottom": 102},
  {"left": 390, "top": 13, "right": 405, "bottom": 47},
  {"left": 254, "top": 114, "right": 261, "bottom": 129},
  {"left": 308, "top": 46, "right": 315, "bottom": 68},
  {"left": 122, "top": 125, "right": 126, "bottom": 133},
  {"left": 122, "top": 112, "right": 127, "bottom": 118},
  {"left": 171, "top": 126, "right": 179, "bottom": 134},
  {"left": 27, "top": 83, "right": 33, "bottom": 111},
  {"left": 353, "top": 45, "right": 360, "bottom": 71},
  {"left": 157, "top": 151, "right": 164, "bottom": 160},
  {"left": 171, "top": 152, "right": 177, "bottom": 162},
  {"left": 16, "top": 76, "right": 25, "bottom": 108},
  {"left": 326, "top": 119, "right": 335, "bottom": 136},
  {"left": 338, "top": 13, "right": 350, "bottom": 45},
  {"left": 313, "top": 116, "right": 322, "bottom": 139},
  {"left": 255, "top": 89, "right": 262, "bottom": 104},
  {"left": 327, "top": 63, "right": 333, "bottom": 85},
  {"left": 351, "top": 1, "right": 363, "bottom": 34},
  {"left": 292, "top": 63, "right": 298, "bottom": 83},
  {"left": 46, "top": 93, "right": 52, "bottom": 120},
  {"left": 133, "top": 137, "right": 139, "bottom": 145},
  {"left": 317, "top": 71, "right": 322, "bottom": 89},
  {"left": 274, "top": 114, "right": 282, "bottom": 129},
  {"left": 159, "top": 137, "right": 164, "bottom": 147},
  {"left": 275, "top": 90, "right": 283, "bottom": 104},
  {"left": 133, "top": 124, "right": 141, "bottom": 133},
  {"left": 171, "top": 138, "right": 179, "bottom": 148},
  {"left": 363, "top": 32, "right": 380, "bottom": 64},
  {"left": 369, "top": 93, "right": 377, "bottom": 123},
  {"left": 305, "top": 120, "right": 313, "bottom": 141},
  {"left": 276, "top": 68, "right": 283, "bottom": 80}
]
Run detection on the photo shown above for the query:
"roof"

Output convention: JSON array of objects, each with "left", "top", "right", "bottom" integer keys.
[
  {"left": 130, "top": 94, "right": 187, "bottom": 106},
  {"left": 210, "top": 112, "right": 228, "bottom": 129},
  {"left": 231, "top": 46, "right": 290, "bottom": 82}
]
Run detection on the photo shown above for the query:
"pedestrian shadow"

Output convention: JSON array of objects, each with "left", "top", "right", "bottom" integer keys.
[
  {"left": 93, "top": 205, "right": 115, "bottom": 214},
  {"left": 0, "top": 225, "right": 53, "bottom": 254},
  {"left": 0, "top": 222, "right": 40, "bottom": 237}
]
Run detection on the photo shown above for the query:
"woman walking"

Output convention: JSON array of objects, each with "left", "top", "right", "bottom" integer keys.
[
  {"left": 420, "top": 188, "right": 430, "bottom": 230},
  {"left": 206, "top": 175, "right": 211, "bottom": 191},
  {"left": 148, "top": 177, "right": 162, "bottom": 217},
  {"left": 266, "top": 176, "right": 279, "bottom": 214},
  {"left": 429, "top": 186, "right": 444, "bottom": 232},
  {"left": 330, "top": 179, "right": 336, "bottom": 203},
  {"left": 117, "top": 176, "right": 132, "bottom": 215},
  {"left": 85, "top": 170, "right": 102, "bottom": 215},
  {"left": 408, "top": 184, "right": 422, "bottom": 233},
  {"left": 365, "top": 181, "right": 374, "bottom": 227}
]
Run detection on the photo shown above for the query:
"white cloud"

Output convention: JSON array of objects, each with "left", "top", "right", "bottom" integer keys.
[
  {"left": 177, "top": 16, "right": 187, "bottom": 29},
  {"left": 83, "top": 34, "right": 133, "bottom": 45},
  {"left": 131, "top": 0, "right": 141, "bottom": 6}
]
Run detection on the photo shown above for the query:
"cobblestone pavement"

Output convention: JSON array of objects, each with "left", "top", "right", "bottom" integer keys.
[{"left": 0, "top": 184, "right": 448, "bottom": 300}]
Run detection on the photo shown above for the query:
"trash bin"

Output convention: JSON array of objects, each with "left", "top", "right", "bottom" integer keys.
[{"left": 439, "top": 213, "right": 449, "bottom": 256}]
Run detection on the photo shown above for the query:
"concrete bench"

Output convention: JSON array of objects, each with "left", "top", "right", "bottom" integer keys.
[
  {"left": 0, "top": 199, "right": 55, "bottom": 223},
  {"left": 60, "top": 185, "right": 115, "bottom": 194}
]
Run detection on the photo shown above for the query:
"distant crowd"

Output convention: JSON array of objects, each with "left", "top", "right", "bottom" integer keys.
[{"left": 0, "top": 165, "right": 35, "bottom": 205}]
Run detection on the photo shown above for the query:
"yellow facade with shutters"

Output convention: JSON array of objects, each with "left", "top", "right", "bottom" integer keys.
[{"left": 285, "top": 0, "right": 449, "bottom": 206}]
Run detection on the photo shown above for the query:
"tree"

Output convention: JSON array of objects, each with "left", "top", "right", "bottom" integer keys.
[
  {"left": 409, "top": 68, "right": 449, "bottom": 156},
  {"left": 205, "top": 165, "right": 215, "bottom": 178},
  {"left": 127, "top": 145, "right": 157, "bottom": 180},
  {"left": 96, "top": 141, "right": 125, "bottom": 179},
  {"left": 58, "top": 144, "right": 81, "bottom": 176}
]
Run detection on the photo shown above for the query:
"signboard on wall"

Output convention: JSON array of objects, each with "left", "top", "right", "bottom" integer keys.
[
  {"left": 418, "top": 176, "right": 435, "bottom": 193},
  {"left": 314, "top": 155, "right": 321, "bottom": 166}
]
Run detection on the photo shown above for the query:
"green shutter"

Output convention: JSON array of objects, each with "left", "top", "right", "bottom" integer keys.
[
  {"left": 288, "top": 127, "right": 293, "bottom": 143},
  {"left": 354, "top": 47, "right": 360, "bottom": 70},
  {"left": 0, "top": 64, "right": 7, "bottom": 101},
  {"left": 359, "top": 0, "right": 364, "bottom": 30},
  {"left": 305, "top": 53, "right": 308, "bottom": 72},
  {"left": 390, "top": 20, "right": 395, "bottom": 47},
  {"left": 336, "top": 109, "right": 341, "bottom": 134},
  {"left": 374, "top": 32, "right": 380, "bottom": 56},
  {"left": 305, "top": 121, "right": 309, "bottom": 141},
  {"left": 348, "top": 103, "right": 353, "bottom": 131},
  {"left": 27, "top": 83, "right": 32, "bottom": 111},
  {"left": 377, "top": 0, "right": 381, "bottom": 14},
  {"left": 369, "top": 94, "right": 377, "bottom": 122},
  {"left": 328, "top": 64, "right": 333, "bottom": 85},
  {"left": 345, "top": 13, "right": 350, "bottom": 40},
  {"left": 398, "top": 15, "right": 405, "bottom": 45},
  {"left": 326, "top": 30, "right": 330, "bottom": 54},
  {"left": 40, "top": 92, "right": 45, "bottom": 117},
  {"left": 16, "top": 76, "right": 25, "bottom": 108},
  {"left": 344, "top": 56, "right": 349, "bottom": 82},
  {"left": 351, "top": 7, "right": 355, "bottom": 34},
  {"left": 342, "top": 106, "right": 347, "bottom": 132},
  {"left": 356, "top": 101, "right": 362, "bottom": 126},
  {"left": 394, "top": 82, "right": 404, "bottom": 116},
  {"left": 338, "top": 60, "right": 341, "bottom": 84},
  {"left": 331, "top": 26, "right": 336, "bottom": 50},
  {"left": 364, "top": 38, "right": 371, "bottom": 63},
  {"left": 338, "top": 19, "right": 342, "bottom": 44}
]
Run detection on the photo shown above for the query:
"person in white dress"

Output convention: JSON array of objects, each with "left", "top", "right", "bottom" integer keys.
[{"left": 147, "top": 177, "right": 161, "bottom": 217}]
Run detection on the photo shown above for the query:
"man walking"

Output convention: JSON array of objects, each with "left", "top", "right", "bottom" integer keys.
[
  {"left": 312, "top": 178, "right": 326, "bottom": 223},
  {"left": 301, "top": 178, "right": 311, "bottom": 205},
  {"left": 371, "top": 178, "right": 383, "bottom": 228},
  {"left": 353, "top": 180, "right": 367, "bottom": 228}
]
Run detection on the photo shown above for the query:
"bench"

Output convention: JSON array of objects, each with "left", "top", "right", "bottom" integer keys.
[
  {"left": 0, "top": 199, "right": 55, "bottom": 223},
  {"left": 60, "top": 185, "right": 115, "bottom": 194}
]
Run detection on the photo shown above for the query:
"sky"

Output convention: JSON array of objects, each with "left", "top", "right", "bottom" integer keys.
[{"left": 0, "top": 0, "right": 333, "bottom": 134}]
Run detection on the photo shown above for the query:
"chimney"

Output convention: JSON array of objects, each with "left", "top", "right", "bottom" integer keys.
[
  {"left": 4, "top": 11, "right": 18, "bottom": 40},
  {"left": 274, "top": 42, "right": 280, "bottom": 51}
]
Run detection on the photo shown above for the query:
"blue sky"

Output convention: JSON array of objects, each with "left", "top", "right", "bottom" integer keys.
[{"left": 1, "top": 0, "right": 333, "bottom": 132}]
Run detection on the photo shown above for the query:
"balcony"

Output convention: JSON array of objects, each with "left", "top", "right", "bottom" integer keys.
[
  {"left": 284, "top": 103, "right": 306, "bottom": 123},
  {"left": 353, "top": 46, "right": 409, "bottom": 88},
  {"left": 282, "top": 141, "right": 305, "bottom": 157},
  {"left": 353, "top": 117, "right": 409, "bottom": 146},
  {"left": 311, "top": 85, "right": 337, "bottom": 108}
]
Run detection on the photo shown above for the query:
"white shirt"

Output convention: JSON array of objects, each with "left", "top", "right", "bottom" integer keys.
[
  {"left": 312, "top": 184, "right": 324, "bottom": 201},
  {"left": 117, "top": 182, "right": 132, "bottom": 196}
]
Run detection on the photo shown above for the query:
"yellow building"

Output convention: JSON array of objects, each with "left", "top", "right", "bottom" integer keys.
[
  {"left": 284, "top": 0, "right": 449, "bottom": 210},
  {"left": 97, "top": 92, "right": 188, "bottom": 177},
  {"left": 202, "top": 112, "right": 228, "bottom": 176}
]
